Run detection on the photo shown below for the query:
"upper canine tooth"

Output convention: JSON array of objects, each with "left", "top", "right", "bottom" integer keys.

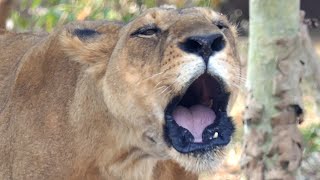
[{"left": 213, "top": 132, "right": 218, "bottom": 139}]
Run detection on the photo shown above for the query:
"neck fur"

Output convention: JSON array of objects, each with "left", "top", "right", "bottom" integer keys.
[{"left": 69, "top": 72, "right": 157, "bottom": 180}]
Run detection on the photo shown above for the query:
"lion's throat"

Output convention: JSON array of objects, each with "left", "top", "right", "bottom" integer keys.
[{"left": 172, "top": 105, "right": 216, "bottom": 143}]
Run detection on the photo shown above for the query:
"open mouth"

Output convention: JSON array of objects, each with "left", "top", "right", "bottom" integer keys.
[{"left": 164, "top": 74, "right": 235, "bottom": 154}]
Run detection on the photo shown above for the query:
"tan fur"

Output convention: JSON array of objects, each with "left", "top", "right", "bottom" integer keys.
[{"left": 0, "top": 7, "right": 240, "bottom": 180}]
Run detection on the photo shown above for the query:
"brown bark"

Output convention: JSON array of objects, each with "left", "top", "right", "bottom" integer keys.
[{"left": 0, "top": 0, "right": 12, "bottom": 29}]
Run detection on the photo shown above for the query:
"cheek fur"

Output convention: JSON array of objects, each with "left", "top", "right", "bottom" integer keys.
[{"left": 126, "top": 38, "right": 159, "bottom": 62}]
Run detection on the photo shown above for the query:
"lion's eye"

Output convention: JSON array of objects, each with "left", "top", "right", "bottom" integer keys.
[
  {"left": 141, "top": 29, "right": 159, "bottom": 36},
  {"left": 131, "top": 25, "right": 161, "bottom": 38},
  {"left": 214, "top": 21, "right": 229, "bottom": 30}
]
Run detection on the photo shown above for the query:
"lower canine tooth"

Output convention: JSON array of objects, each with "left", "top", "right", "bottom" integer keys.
[
  {"left": 213, "top": 132, "right": 218, "bottom": 139},
  {"left": 209, "top": 99, "right": 213, "bottom": 108}
]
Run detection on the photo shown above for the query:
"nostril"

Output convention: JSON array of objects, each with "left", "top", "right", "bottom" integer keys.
[
  {"left": 179, "top": 33, "right": 225, "bottom": 61},
  {"left": 211, "top": 36, "right": 225, "bottom": 52},
  {"left": 181, "top": 38, "right": 202, "bottom": 54}
]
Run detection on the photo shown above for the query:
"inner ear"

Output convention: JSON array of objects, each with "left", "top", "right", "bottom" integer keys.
[
  {"left": 60, "top": 22, "right": 123, "bottom": 65},
  {"left": 73, "top": 28, "right": 101, "bottom": 41}
]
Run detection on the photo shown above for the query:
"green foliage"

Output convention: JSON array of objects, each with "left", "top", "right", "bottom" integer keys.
[
  {"left": 9, "top": 0, "right": 220, "bottom": 32},
  {"left": 11, "top": 0, "right": 129, "bottom": 31},
  {"left": 301, "top": 123, "right": 320, "bottom": 154},
  {"left": 142, "top": 0, "right": 157, "bottom": 8},
  {"left": 198, "top": 0, "right": 223, "bottom": 7}
]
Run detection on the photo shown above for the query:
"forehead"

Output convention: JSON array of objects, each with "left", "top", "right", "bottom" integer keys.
[{"left": 128, "top": 7, "right": 228, "bottom": 30}]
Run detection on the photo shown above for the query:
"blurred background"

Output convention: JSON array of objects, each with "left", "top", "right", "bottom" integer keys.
[
  {"left": 1, "top": 0, "right": 319, "bottom": 179},
  {"left": 2, "top": 0, "right": 319, "bottom": 34}
]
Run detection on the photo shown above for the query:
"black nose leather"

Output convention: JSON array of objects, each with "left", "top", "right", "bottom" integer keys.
[{"left": 179, "top": 34, "right": 225, "bottom": 64}]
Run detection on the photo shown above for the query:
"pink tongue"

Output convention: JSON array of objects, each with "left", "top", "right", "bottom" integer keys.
[{"left": 172, "top": 105, "right": 216, "bottom": 143}]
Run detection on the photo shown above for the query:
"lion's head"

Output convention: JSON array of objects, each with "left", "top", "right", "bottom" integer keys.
[{"left": 62, "top": 7, "right": 240, "bottom": 174}]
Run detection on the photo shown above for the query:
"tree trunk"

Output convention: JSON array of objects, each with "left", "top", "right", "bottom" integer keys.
[
  {"left": 300, "top": 13, "right": 320, "bottom": 116},
  {"left": 0, "top": 0, "right": 12, "bottom": 29},
  {"left": 241, "top": 0, "right": 304, "bottom": 179}
]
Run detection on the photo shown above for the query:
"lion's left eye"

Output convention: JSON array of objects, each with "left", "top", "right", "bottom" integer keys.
[
  {"left": 213, "top": 21, "right": 229, "bottom": 30},
  {"left": 131, "top": 25, "right": 161, "bottom": 37}
]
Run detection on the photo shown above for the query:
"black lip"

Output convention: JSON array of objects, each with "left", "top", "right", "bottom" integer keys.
[{"left": 163, "top": 76, "right": 235, "bottom": 154}]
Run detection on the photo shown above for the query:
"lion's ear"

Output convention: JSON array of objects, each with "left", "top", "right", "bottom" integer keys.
[{"left": 60, "top": 21, "right": 123, "bottom": 65}]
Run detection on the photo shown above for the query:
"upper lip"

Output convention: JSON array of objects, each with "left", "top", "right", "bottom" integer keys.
[{"left": 166, "top": 73, "right": 227, "bottom": 114}]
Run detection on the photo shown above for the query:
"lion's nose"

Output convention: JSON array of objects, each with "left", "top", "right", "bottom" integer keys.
[{"left": 179, "top": 34, "right": 225, "bottom": 64}]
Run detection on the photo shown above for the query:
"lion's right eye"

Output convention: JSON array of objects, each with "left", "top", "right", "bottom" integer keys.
[
  {"left": 141, "top": 28, "right": 159, "bottom": 36},
  {"left": 131, "top": 25, "right": 161, "bottom": 38}
]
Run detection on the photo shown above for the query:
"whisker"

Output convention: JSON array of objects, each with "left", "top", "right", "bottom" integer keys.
[
  {"left": 154, "top": 81, "right": 163, "bottom": 89},
  {"left": 159, "top": 86, "right": 170, "bottom": 96},
  {"left": 229, "top": 82, "right": 246, "bottom": 93},
  {"left": 136, "top": 71, "right": 164, "bottom": 85},
  {"left": 163, "top": 89, "right": 173, "bottom": 97},
  {"left": 155, "top": 85, "right": 167, "bottom": 92}
]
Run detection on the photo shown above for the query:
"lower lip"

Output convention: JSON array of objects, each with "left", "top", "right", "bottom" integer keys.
[{"left": 164, "top": 111, "right": 235, "bottom": 154}]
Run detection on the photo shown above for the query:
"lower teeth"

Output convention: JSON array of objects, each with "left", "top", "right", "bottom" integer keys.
[{"left": 209, "top": 99, "right": 213, "bottom": 108}]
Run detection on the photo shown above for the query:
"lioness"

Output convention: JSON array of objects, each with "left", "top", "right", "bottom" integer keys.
[{"left": 0, "top": 7, "right": 240, "bottom": 180}]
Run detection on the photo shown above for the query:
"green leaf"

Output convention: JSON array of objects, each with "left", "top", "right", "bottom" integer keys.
[{"left": 31, "top": 0, "right": 42, "bottom": 9}]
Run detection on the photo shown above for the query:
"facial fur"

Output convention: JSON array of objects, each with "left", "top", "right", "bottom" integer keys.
[
  {"left": 100, "top": 7, "right": 241, "bottom": 173},
  {"left": 0, "top": 7, "right": 240, "bottom": 180}
]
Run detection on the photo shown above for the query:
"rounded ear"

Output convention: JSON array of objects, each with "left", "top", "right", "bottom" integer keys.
[{"left": 60, "top": 21, "right": 123, "bottom": 65}]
